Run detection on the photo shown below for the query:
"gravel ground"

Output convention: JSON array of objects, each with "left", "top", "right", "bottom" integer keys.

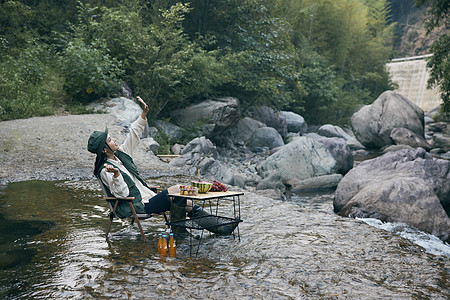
[{"left": 0, "top": 114, "right": 180, "bottom": 185}]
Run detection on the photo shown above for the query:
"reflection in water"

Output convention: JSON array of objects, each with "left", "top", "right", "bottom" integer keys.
[{"left": 0, "top": 179, "right": 449, "bottom": 299}]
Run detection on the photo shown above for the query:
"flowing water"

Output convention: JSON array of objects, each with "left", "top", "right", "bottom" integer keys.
[{"left": 0, "top": 178, "right": 449, "bottom": 299}]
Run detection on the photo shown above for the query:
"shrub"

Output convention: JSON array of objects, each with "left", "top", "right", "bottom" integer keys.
[
  {"left": 59, "top": 38, "right": 123, "bottom": 104},
  {"left": 0, "top": 43, "right": 58, "bottom": 121}
]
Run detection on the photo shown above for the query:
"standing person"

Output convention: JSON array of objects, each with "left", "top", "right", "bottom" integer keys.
[{"left": 87, "top": 96, "right": 238, "bottom": 235}]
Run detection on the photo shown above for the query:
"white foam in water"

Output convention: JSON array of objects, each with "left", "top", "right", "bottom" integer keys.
[{"left": 357, "top": 218, "right": 450, "bottom": 258}]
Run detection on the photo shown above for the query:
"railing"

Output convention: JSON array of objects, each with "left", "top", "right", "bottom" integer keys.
[{"left": 390, "top": 54, "right": 433, "bottom": 62}]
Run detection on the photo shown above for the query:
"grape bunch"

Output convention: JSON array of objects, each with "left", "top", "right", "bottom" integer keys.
[{"left": 211, "top": 180, "right": 227, "bottom": 192}]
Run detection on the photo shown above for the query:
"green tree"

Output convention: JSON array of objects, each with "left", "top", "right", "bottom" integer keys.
[{"left": 415, "top": 0, "right": 449, "bottom": 113}]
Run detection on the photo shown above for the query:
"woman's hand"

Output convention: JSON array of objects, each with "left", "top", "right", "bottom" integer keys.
[
  {"left": 136, "top": 96, "right": 149, "bottom": 119},
  {"left": 104, "top": 164, "right": 120, "bottom": 178}
]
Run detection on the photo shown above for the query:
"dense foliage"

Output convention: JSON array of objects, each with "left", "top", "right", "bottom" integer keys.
[
  {"left": 0, "top": 0, "right": 398, "bottom": 125},
  {"left": 415, "top": 0, "right": 449, "bottom": 114}
]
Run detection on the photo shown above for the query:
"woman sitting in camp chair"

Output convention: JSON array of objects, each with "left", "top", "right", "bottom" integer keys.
[{"left": 87, "top": 96, "right": 236, "bottom": 236}]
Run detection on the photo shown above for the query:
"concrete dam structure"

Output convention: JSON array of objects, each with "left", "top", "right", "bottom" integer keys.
[{"left": 386, "top": 54, "right": 442, "bottom": 112}]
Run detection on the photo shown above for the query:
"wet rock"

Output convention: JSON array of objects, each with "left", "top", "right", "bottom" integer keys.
[
  {"left": 334, "top": 148, "right": 450, "bottom": 242},
  {"left": 256, "top": 172, "right": 285, "bottom": 192},
  {"left": 287, "top": 174, "right": 343, "bottom": 191},
  {"left": 351, "top": 91, "right": 425, "bottom": 149}
]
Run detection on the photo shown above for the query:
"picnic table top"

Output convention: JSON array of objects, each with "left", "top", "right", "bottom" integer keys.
[{"left": 168, "top": 190, "right": 244, "bottom": 200}]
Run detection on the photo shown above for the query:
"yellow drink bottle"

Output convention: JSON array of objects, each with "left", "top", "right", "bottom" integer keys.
[
  {"left": 168, "top": 233, "right": 176, "bottom": 258},
  {"left": 161, "top": 234, "right": 168, "bottom": 257}
]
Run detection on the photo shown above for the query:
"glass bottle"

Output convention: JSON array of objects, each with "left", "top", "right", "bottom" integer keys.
[
  {"left": 168, "top": 233, "right": 176, "bottom": 258},
  {"left": 157, "top": 233, "right": 163, "bottom": 255},
  {"left": 161, "top": 234, "right": 168, "bottom": 257}
]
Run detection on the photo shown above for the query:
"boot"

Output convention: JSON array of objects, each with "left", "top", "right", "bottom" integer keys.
[
  {"left": 170, "top": 197, "right": 190, "bottom": 238},
  {"left": 188, "top": 204, "right": 239, "bottom": 235}
]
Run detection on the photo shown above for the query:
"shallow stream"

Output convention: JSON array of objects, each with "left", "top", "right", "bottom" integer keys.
[{"left": 0, "top": 178, "right": 449, "bottom": 299}]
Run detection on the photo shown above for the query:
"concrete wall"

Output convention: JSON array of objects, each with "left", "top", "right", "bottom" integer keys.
[{"left": 386, "top": 55, "right": 442, "bottom": 112}]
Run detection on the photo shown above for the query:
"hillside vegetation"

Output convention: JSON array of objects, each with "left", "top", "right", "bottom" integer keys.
[{"left": 0, "top": 0, "right": 445, "bottom": 124}]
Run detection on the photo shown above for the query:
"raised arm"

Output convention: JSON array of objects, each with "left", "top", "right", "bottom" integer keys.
[
  {"left": 119, "top": 96, "right": 149, "bottom": 156},
  {"left": 137, "top": 96, "right": 149, "bottom": 120}
]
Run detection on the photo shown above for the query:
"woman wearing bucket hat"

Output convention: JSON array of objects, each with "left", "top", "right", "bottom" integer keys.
[
  {"left": 87, "top": 96, "right": 193, "bottom": 220},
  {"left": 88, "top": 96, "right": 238, "bottom": 236}
]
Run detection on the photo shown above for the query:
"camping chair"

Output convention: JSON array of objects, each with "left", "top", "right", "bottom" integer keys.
[{"left": 98, "top": 178, "right": 168, "bottom": 241}]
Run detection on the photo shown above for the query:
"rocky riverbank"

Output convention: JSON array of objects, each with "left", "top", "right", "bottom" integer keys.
[{"left": 0, "top": 114, "right": 178, "bottom": 185}]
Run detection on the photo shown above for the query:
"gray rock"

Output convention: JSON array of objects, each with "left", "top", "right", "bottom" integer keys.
[
  {"left": 171, "top": 97, "right": 240, "bottom": 138},
  {"left": 249, "top": 106, "right": 287, "bottom": 137},
  {"left": 171, "top": 143, "right": 184, "bottom": 155},
  {"left": 169, "top": 137, "right": 235, "bottom": 185},
  {"left": 432, "top": 133, "right": 450, "bottom": 151},
  {"left": 256, "top": 172, "right": 285, "bottom": 192},
  {"left": 287, "top": 174, "right": 343, "bottom": 191},
  {"left": 424, "top": 116, "right": 433, "bottom": 124},
  {"left": 281, "top": 111, "right": 307, "bottom": 134},
  {"left": 316, "top": 136, "right": 353, "bottom": 175},
  {"left": 257, "top": 136, "right": 336, "bottom": 183},
  {"left": 140, "top": 137, "right": 159, "bottom": 155},
  {"left": 318, "top": 124, "right": 353, "bottom": 140},
  {"left": 225, "top": 117, "right": 266, "bottom": 145},
  {"left": 382, "top": 144, "right": 414, "bottom": 153},
  {"left": 232, "top": 173, "right": 247, "bottom": 188},
  {"left": 247, "top": 127, "right": 285, "bottom": 150},
  {"left": 318, "top": 124, "right": 365, "bottom": 150},
  {"left": 103, "top": 97, "right": 142, "bottom": 125},
  {"left": 334, "top": 148, "right": 450, "bottom": 242},
  {"left": 351, "top": 91, "right": 425, "bottom": 149},
  {"left": 154, "top": 120, "right": 183, "bottom": 140},
  {"left": 390, "top": 127, "right": 431, "bottom": 150}
]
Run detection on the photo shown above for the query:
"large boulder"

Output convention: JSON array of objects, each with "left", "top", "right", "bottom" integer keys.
[
  {"left": 249, "top": 106, "right": 287, "bottom": 137},
  {"left": 334, "top": 148, "right": 450, "bottom": 242},
  {"left": 315, "top": 136, "right": 353, "bottom": 174},
  {"left": 257, "top": 136, "right": 336, "bottom": 183},
  {"left": 351, "top": 91, "right": 425, "bottom": 149},
  {"left": 224, "top": 117, "right": 266, "bottom": 146},
  {"left": 318, "top": 124, "right": 365, "bottom": 150},
  {"left": 247, "top": 127, "right": 285, "bottom": 151},
  {"left": 89, "top": 97, "right": 143, "bottom": 125},
  {"left": 281, "top": 111, "right": 307, "bottom": 134},
  {"left": 170, "top": 97, "right": 240, "bottom": 139}
]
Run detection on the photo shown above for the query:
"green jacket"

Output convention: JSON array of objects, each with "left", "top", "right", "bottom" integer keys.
[{"left": 100, "top": 151, "right": 149, "bottom": 218}]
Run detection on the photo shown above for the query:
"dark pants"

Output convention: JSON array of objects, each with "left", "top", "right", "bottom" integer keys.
[{"left": 144, "top": 189, "right": 171, "bottom": 214}]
